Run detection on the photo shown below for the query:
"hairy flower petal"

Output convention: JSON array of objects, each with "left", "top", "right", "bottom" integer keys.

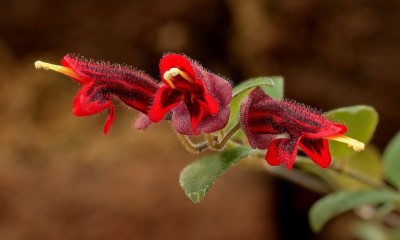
[
  {"left": 171, "top": 71, "right": 232, "bottom": 134},
  {"left": 159, "top": 54, "right": 197, "bottom": 83},
  {"left": 266, "top": 138, "right": 301, "bottom": 169},
  {"left": 241, "top": 87, "right": 350, "bottom": 169},
  {"left": 72, "top": 82, "right": 115, "bottom": 134},
  {"left": 37, "top": 54, "right": 160, "bottom": 134},
  {"left": 148, "top": 86, "right": 183, "bottom": 122},
  {"left": 63, "top": 54, "right": 159, "bottom": 113},
  {"left": 149, "top": 53, "right": 232, "bottom": 135},
  {"left": 240, "top": 87, "right": 277, "bottom": 148},
  {"left": 134, "top": 113, "right": 152, "bottom": 130}
]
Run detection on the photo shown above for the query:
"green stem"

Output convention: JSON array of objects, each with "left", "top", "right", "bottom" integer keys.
[
  {"left": 177, "top": 134, "right": 208, "bottom": 154},
  {"left": 177, "top": 123, "right": 241, "bottom": 153},
  {"left": 214, "top": 123, "right": 241, "bottom": 149},
  {"left": 329, "top": 163, "right": 388, "bottom": 189},
  {"left": 255, "top": 153, "right": 393, "bottom": 192},
  {"left": 206, "top": 134, "right": 216, "bottom": 148},
  {"left": 265, "top": 165, "right": 331, "bottom": 194}
]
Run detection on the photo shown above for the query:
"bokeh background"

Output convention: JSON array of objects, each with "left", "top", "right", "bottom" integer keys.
[{"left": 0, "top": 0, "right": 399, "bottom": 239}]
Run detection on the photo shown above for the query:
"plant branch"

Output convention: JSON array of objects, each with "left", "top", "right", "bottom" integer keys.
[
  {"left": 329, "top": 163, "right": 388, "bottom": 189},
  {"left": 177, "top": 134, "right": 208, "bottom": 153},
  {"left": 177, "top": 123, "right": 241, "bottom": 153},
  {"left": 206, "top": 134, "right": 216, "bottom": 148},
  {"left": 264, "top": 165, "right": 331, "bottom": 194},
  {"left": 210, "top": 123, "right": 241, "bottom": 150},
  {"left": 251, "top": 152, "right": 331, "bottom": 193}
]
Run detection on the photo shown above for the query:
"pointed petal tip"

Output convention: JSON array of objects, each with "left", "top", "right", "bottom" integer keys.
[
  {"left": 284, "top": 163, "right": 294, "bottom": 170},
  {"left": 319, "top": 162, "right": 331, "bottom": 168},
  {"left": 134, "top": 114, "right": 152, "bottom": 130},
  {"left": 102, "top": 127, "right": 110, "bottom": 135},
  {"left": 102, "top": 106, "right": 115, "bottom": 136}
]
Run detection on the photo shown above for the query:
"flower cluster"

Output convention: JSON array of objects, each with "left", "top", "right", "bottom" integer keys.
[{"left": 35, "top": 53, "right": 364, "bottom": 169}]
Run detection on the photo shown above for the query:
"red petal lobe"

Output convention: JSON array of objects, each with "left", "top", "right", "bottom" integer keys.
[
  {"left": 73, "top": 82, "right": 112, "bottom": 116},
  {"left": 299, "top": 138, "right": 332, "bottom": 168},
  {"left": 148, "top": 86, "right": 183, "bottom": 122},
  {"left": 103, "top": 106, "right": 115, "bottom": 135},
  {"left": 63, "top": 54, "right": 159, "bottom": 114},
  {"left": 265, "top": 138, "right": 300, "bottom": 170},
  {"left": 159, "top": 54, "right": 196, "bottom": 83}
]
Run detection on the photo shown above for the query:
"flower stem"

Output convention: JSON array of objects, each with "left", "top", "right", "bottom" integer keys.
[
  {"left": 329, "top": 163, "right": 388, "bottom": 189},
  {"left": 265, "top": 165, "right": 331, "bottom": 194},
  {"left": 209, "top": 123, "right": 241, "bottom": 150},
  {"left": 177, "top": 123, "right": 241, "bottom": 153},
  {"left": 206, "top": 134, "right": 217, "bottom": 148},
  {"left": 177, "top": 134, "right": 208, "bottom": 153}
]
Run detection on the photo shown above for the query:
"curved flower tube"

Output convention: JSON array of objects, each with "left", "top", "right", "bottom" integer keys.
[
  {"left": 240, "top": 88, "right": 364, "bottom": 169},
  {"left": 147, "top": 54, "right": 232, "bottom": 135},
  {"left": 35, "top": 54, "right": 159, "bottom": 135}
]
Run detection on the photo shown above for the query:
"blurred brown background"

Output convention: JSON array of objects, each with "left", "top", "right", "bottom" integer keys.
[{"left": 0, "top": 0, "right": 399, "bottom": 239}]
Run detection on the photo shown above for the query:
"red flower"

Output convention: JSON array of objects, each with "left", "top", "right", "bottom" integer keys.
[
  {"left": 147, "top": 54, "right": 232, "bottom": 135},
  {"left": 240, "top": 88, "right": 364, "bottom": 169},
  {"left": 35, "top": 54, "right": 159, "bottom": 135}
]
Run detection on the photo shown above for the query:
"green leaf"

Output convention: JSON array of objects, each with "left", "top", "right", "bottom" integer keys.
[
  {"left": 225, "top": 89, "right": 253, "bottom": 132},
  {"left": 261, "top": 76, "right": 284, "bottom": 100},
  {"left": 332, "top": 145, "right": 383, "bottom": 190},
  {"left": 231, "top": 76, "right": 275, "bottom": 98},
  {"left": 353, "top": 222, "right": 388, "bottom": 240},
  {"left": 383, "top": 132, "right": 400, "bottom": 188},
  {"left": 225, "top": 76, "right": 276, "bottom": 132},
  {"left": 388, "top": 231, "right": 400, "bottom": 240},
  {"left": 325, "top": 105, "right": 378, "bottom": 159},
  {"left": 179, "top": 146, "right": 254, "bottom": 203},
  {"left": 309, "top": 190, "right": 400, "bottom": 232},
  {"left": 225, "top": 76, "right": 282, "bottom": 133}
]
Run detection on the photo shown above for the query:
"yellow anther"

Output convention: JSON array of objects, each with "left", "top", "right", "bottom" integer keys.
[
  {"left": 35, "top": 60, "right": 80, "bottom": 80},
  {"left": 163, "top": 67, "right": 193, "bottom": 89},
  {"left": 325, "top": 135, "right": 365, "bottom": 152}
]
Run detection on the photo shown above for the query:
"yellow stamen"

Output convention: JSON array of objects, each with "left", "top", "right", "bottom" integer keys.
[
  {"left": 325, "top": 135, "right": 365, "bottom": 152},
  {"left": 163, "top": 67, "right": 193, "bottom": 89},
  {"left": 35, "top": 60, "right": 80, "bottom": 80}
]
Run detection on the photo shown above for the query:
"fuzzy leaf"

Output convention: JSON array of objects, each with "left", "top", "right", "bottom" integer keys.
[
  {"left": 180, "top": 146, "right": 254, "bottom": 203},
  {"left": 309, "top": 190, "right": 400, "bottom": 232},
  {"left": 225, "top": 89, "right": 254, "bottom": 132},
  {"left": 383, "top": 132, "right": 400, "bottom": 188},
  {"left": 261, "top": 76, "right": 284, "bottom": 100},
  {"left": 325, "top": 105, "right": 378, "bottom": 159},
  {"left": 231, "top": 76, "right": 275, "bottom": 98}
]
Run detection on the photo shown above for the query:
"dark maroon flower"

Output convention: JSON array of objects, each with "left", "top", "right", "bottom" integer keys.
[
  {"left": 240, "top": 88, "right": 364, "bottom": 169},
  {"left": 35, "top": 54, "right": 159, "bottom": 135},
  {"left": 147, "top": 54, "right": 232, "bottom": 135}
]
